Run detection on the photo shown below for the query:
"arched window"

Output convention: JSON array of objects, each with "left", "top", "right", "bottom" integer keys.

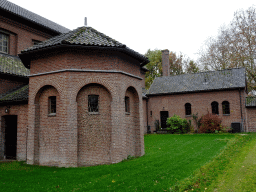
[
  {"left": 211, "top": 101, "right": 219, "bottom": 114},
  {"left": 222, "top": 101, "right": 230, "bottom": 115},
  {"left": 185, "top": 103, "right": 191, "bottom": 116}
]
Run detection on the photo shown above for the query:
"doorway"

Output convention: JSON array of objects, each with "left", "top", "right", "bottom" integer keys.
[
  {"left": 3, "top": 115, "right": 17, "bottom": 159},
  {"left": 160, "top": 111, "right": 169, "bottom": 129}
]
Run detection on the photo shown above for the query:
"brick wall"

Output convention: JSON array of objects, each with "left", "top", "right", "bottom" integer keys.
[
  {"left": 0, "top": 104, "right": 28, "bottom": 160},
  {"left": 246, "top": 108, "right": 256, "bottom": 132},
  {"left": 0, "top": 15, "right": 52, "bottom": 56},
  {"left": 30, "top": 50, "right": 142, "bottom": 77},
  {"left": 147, "top": 89, "right": 247, "bottom": 132},
  {"left": 0, "top": 78, "right": 27, "bottom": 95},
  {"left": 34, "top": 86, "right": 60, "bottom": 166},
  {"left": 77, "top": 84, "right": 112, "bottom": 166}
]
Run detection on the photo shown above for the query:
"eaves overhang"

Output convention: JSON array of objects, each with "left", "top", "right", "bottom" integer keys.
[
  {"left": 19, "top": 44, "right": 149, "bottom": 69},
  {"left": 146, "top": 87, "right": 246, "bottom": 97}
]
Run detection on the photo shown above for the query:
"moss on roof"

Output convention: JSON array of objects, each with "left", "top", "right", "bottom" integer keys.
[
  {"left": 0, "top": 85, "right": 28, "bottom": 103},
  {"left": 0, "top": 53, "right": 30, "bottom": 76}
]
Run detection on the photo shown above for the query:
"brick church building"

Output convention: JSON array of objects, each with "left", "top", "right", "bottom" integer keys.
[{"left": 0, "top": 0, "right": 255, "bottom": 167}]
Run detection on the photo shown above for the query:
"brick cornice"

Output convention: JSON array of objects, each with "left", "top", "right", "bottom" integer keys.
[{"left": 28, "top": 69, "right": 143, "bottom": 80}]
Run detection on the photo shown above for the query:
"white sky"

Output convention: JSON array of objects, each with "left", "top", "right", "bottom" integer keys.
[{"left": 7, "top": 0, "right": 256, "bottom": 61}]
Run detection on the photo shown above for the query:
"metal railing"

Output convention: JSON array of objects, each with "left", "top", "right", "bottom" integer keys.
[{"left": 0, "top": 53, "right": 30, "bottom": 76}]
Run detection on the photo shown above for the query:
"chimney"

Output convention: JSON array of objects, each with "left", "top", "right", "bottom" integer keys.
[
  {"left": 84, "top": 17, "right": 87, "bottom": 26},
  {"left": 162, "top": 49, "right": 170, "bottom": 76}
]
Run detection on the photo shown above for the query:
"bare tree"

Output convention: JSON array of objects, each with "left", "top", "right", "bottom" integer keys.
[{"left": 199, "top": 6, "right": 256, "bottom": 91}]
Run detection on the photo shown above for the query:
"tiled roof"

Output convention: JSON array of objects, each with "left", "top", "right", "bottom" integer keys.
[
  {"left": 0, "top": 84, "right": 28, "bottom": 103},
  {"left": 148, "top": 68, "right": 246, "bottom": 95},
  {"left": 21, "top": 26, "right": 149, "bottom": 65},
  {"left": 246, "top": 96, "right": 256, "bottom": 107},
  {"left": 0, "top": 53, "right": 29, "bottom": 76},
  {"left": 0, "top": 0, "right": 70, "bottom": 34}
]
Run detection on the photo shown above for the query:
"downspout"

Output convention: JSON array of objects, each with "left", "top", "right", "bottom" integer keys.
[
  {"left": 26, "top": 126, "right": 28, "bottom": 161},
  {"left": 146, "top": 97, "right": 149, "bottom": 133},
  {"left": 239, "top": 88, "right": 244, "bottom": 132}
]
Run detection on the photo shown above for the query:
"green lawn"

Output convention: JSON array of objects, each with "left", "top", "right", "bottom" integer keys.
[{"left": 0, "top": 134, "right": 237, "bottom": 191}]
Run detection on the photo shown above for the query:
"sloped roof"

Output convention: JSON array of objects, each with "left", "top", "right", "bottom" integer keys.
[
  {"left": 148, "top": 68, "right": 246, "bottom": 95},
  {"left": 0, "top": 84, "right": 28, "bottom": 103},
  {"left": 20, "top": 26, "right": 149, "bottom": 66},
  {"left": 0, "top": 53, "right": 29, "bottom": 76},
  {"left": 0, "top": 0, "right": 70, "bottom": 34}
]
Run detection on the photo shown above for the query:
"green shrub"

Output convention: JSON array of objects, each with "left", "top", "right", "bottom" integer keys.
[
  {"left": 154, "top": 120, "right": 160, "bottom": 131},
  {"left": 166, "top": 114, "right": 190, "bottom": 133},
  {"left": 199, "top": 112, "right": 222, "bottom": 133}
]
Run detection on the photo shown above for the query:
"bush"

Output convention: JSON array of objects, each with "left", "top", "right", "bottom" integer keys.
[
  {"left": 166, "top": 114, "right": 190, "bottom": 133},
  {"left": 199, "top": 113, "right": 222, "bottom": 133}
]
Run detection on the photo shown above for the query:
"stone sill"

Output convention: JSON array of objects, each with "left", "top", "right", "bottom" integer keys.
[
  {"left": 48, "top": 113, "right": 56, "bottom": 117},
  {"left": 88, "top": 112, "right": 100, "bottom": 115}
]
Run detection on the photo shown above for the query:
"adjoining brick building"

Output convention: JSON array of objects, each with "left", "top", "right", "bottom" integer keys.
[{"left": 143, "top": 50, "right": 256, "bottom": 133}]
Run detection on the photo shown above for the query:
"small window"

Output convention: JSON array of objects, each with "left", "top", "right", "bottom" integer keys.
[
  {"left": 0, "top": 33, "right": 8, "bottom": 54},
  {"left": 125, "top": 96, "right": 130, "bottom": 113},
  {"left": 48, "top": 96, "right": 56, "bottom": 114},
  {"left": 150, "top": 111, "right": 152, "bottom": 116},
  {"left": 211, "top": 101, "right": 219, "bottom": 114},
  {"left": 88, "top": 95, "right": 99, "bottom": 112},
  {"left": 222, "top": 101, "right": 230, "bottom": 115},
  {"left": 185, "top": 103, "right": 191, "bottom": 116}
]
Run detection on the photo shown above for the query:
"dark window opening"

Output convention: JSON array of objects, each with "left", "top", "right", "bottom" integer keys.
[
  {"left": 88, "top": 95, "right": 99, "bottom": 112},
  {"left": 48, "top": 96, "right": 56, "bottom": 114},
  {"left": 150, "top": 111, "right": 152, "bottom": 116},
  {"left": 185, "top": 103, "right": 192, "bottom": 116},
  {"left": 211, "top": 101, "right": 219, "bottom": 114},
  {"left": 222, "top": 101, "right": 230, "bottom": 114},
  {"left": 125, "top": 96, "right": 130, "bottom": 113},
  {"left": 0, "top": 33, "right": 8, "bottom": 54}
]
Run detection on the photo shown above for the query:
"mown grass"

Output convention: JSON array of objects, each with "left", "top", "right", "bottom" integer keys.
[
  {"left": 173, "top": 133, "right": 256, "bottom": 191},
  {"left": 0, "top": 134, "right": 236, "bottom": 192}
]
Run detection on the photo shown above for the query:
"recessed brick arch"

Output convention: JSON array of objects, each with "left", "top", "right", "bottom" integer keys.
[
  {"left": 124, "top": 86, "right": 140, "bottom": 157},
  {"left": 33, "top": 85, "right": 61, "bottom": 166},
  {"left": 76, "top": 83, "right": 112, "bottom": 166},
  {"left": 32, "top": 81, "right": 64, "bottom": 104},
  {"left": 73, "top": 78, "right": 115, "bottom": 103}
]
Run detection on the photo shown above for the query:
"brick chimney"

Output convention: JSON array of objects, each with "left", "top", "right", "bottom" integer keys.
[{"left": 162, "top": 49, "right": 170, "bottom": 76}]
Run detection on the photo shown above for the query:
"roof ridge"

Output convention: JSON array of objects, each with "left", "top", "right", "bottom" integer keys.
[
  {"left": 0, "top": 0, "right": 70, "bottom": 34},
  {"left": 156, "top": 67, "right": 245, "bottom": 79}
]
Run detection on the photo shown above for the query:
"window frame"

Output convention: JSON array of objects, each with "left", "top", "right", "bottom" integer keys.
[
  {"left": 125, "top": 96, "right": 130, "bottom": 114},
  {"left": 48, "top": 96, "right": 56, "bottom": 115},
  {"left": 0, "top": 32, "right": 9, "bottom": 54},
  {"left": 88, "top": 95, "right": 99, "bottom": 113},
  {"left": 185, "top": 103, "right": 192, "bottom": 116},
  {"left": 222, "top": 101, "right": 230, "bottom": 115},
  {"left": 211, "top": 101, "right": 219, "bottom": 115}
]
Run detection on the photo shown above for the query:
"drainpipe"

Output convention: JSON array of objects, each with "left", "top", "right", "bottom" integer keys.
[
  {"left": 26, "top": 126, "right": 28, "bottom": 161},
  {"left": 146, "top": 98, "right": 149, "bottom": 133},
  {"left": 239, "top": 88, "right": 244, "bottom": 132}
]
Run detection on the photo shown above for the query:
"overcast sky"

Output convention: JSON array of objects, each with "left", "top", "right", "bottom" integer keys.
[{"left": 8, "top": 0, "right": 256, "bottom": 61}]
